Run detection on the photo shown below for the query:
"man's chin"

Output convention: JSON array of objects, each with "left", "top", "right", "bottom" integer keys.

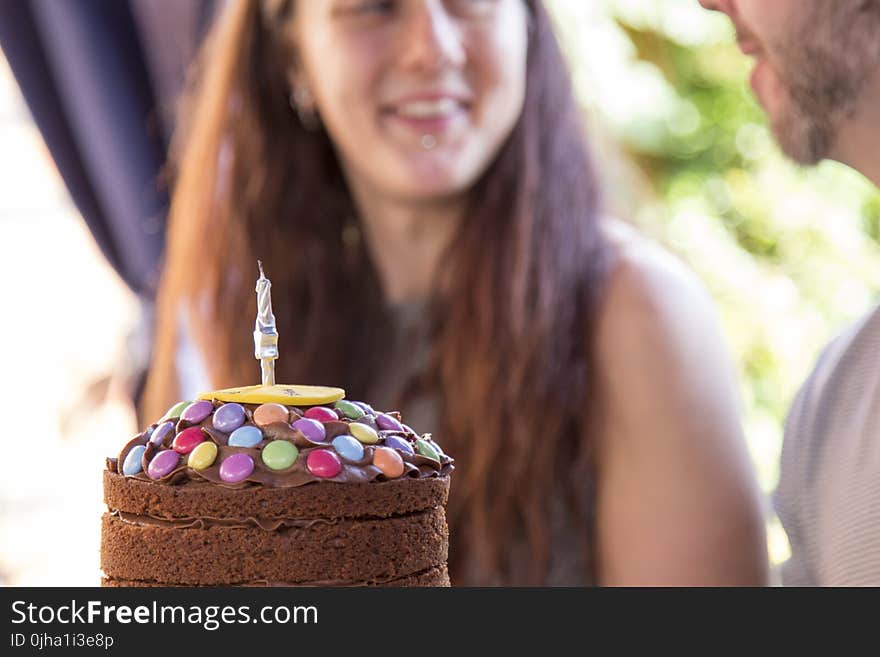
[{"left": 771, "top": 110, "right": 831, "bottom": 166}]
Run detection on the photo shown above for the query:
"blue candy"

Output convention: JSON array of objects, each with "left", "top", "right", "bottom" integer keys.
[
  {"left": 383, "top": 435, "right": 415, "bottom": 455},
  {"left": 228, "top": 425, "right": 263, "bottom": 448},
  {"left": 122, "top": 445, "right": 146, "bottom": 476},
  {"left": 332, "top": 434, "right": 364, "bottom": 462}
]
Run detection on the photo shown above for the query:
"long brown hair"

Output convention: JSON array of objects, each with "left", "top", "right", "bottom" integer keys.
[{"left": 143, "top": 0, "right": 611, "bottom": 585}]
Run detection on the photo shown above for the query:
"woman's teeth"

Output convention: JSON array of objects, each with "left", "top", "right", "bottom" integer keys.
[{"left": 396, "top": 98, "right": 461, "bottom": 118}]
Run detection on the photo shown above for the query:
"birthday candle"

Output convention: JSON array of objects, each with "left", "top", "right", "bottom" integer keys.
[{"left": 253, "top": 260, "right": 279, "bottom": 386}]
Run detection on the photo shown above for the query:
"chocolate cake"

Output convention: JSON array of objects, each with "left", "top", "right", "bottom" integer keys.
[{"left": 101, "top": 385, "right": 454, "bottom": 586}]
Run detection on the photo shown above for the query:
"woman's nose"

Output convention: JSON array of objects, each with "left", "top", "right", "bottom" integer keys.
[{"left": 399, "top": 0, "right": 466, "bottom": 73}]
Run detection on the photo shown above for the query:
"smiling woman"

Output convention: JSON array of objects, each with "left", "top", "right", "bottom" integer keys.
[
  {"left": 143, "top": 0, "right": 768, "bottom": 586},
  {"left": 287, "top": 0, "right": 528, "bottom": 199}
]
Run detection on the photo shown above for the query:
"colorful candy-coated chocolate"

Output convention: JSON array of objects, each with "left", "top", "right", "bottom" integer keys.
[
  {"left": 253, "top": 403, "right": 289, "bottom": 427},
  {"left": 383, "top": 435, "right": 414, "bottom": 455},
  {"left": 331, "top": 434, "right": 364, "bottom": 462},
  {"left": 427, "top": 438, "right": 445, "bottom": 457},
  {"left": 181, "top": 399, "right": 213, "bottom": 424},
  {"left": 212, "top": 403, "right": 246, "bottom": 433},
  {"left": 228, "top": 425, "right": 263, "bottom": 448},
  {"left": 150, "top": 421, "right": 175, "bottom": 446},
  {"left": 307, "top": 449, "right": 342, "bottom": 478},
  {"left": 147, "top": 449, "right": 181, "bottom": 479},
  {"left": 188, "top": 441, "right": 218, "bottom": 470},
  {"left": 334, "top": 399, "right": 365, "bottom": 420},
  {"left": 219, "top": 453, "right": 255, "bottom": 483},
  {"left": 349, "top": 422, "right": 379, "bottom": 445},
  {"left": 122, "top": 445, "right": 146, "bottom": 476},
  {"left": 372, "top": 446, "right": 405, "bottom": 478},
  {"left": 292, "top": 417, "right": 326, "bottom": 443},
  {"left": 161, "top": 400, "right": 190, "bottom": 421},
  {"left": 353, "top": 414, "right": 378, "bottom": 431},
  {"left": 172, "top": 426, "right": 205, "bottom": 454},
  {"left": 261, "top": 440, "right": 299, "bottom": 471},
  {"left": 353, "top": 401, "right": 375, "bottom": 415},
  {"left": 304, "top": 406, "right": 338, "bottom": 423},
  {"left": 415, "top": 438, "right": 440, "bottom": 461},
  {"left": 376, "top": 413, "right": 405, "bottom": 432}
]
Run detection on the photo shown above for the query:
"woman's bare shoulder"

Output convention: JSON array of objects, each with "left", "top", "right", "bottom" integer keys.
[
  {"left": 597, "top": 217, "right": 717, "bottom": 352},
  {"left": 591, "top": 218, "right": 767, "bottom": 585},
  {"left": 593, "top": 216, "right": 742, "bottom": 451}
]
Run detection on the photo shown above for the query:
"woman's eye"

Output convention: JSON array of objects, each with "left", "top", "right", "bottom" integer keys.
[
  {"left": 446, "top": 0, "right": 498, "bottom": 17},
  {"left": 339, "top": 0, "right": 396, "bottom": 16}
]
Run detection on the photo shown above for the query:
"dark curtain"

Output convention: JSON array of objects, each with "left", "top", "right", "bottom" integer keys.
[{"left": 0, "top": 0, "right": 217, "bottom": 410}]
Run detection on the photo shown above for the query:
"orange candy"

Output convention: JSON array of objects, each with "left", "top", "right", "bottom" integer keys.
[
  {"left": 253, "top": 403, "right": 289, "bottom": 427},
  {"left": 372, "top": 446, "right": 405, "bottom": 479}
]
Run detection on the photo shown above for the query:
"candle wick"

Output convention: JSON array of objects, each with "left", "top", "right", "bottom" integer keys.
[{"left": 257, "top": 259, "right": 265, "bottom": 279}]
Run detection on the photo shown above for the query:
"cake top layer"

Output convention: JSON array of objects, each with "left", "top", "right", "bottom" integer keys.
[{"left": 107, "top": 385, "right": 453, "bottom": 489}]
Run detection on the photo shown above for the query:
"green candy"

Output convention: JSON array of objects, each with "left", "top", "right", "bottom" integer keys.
[
  {"left": 161, "top": 400, "right": 191, "bottom": 421},
  {"left": 415, "top": 438, "right": 440, "bottom": 462},
  {"left": 334, "top": 399, "right": 364, "bottom": 420},
  {"left": 261, "top": 440, "right": 299, "bottom": 471}
]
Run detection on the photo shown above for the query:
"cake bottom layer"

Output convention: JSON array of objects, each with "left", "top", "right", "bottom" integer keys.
[
  {"left": 101, "top": 507, "right": 447, "bottom": 586},
  {"left": 101, "top": 564, "right": 450, "bottom": 587}
]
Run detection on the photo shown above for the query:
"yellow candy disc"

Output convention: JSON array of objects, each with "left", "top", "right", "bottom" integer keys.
[
  {"left": 188, "top": 441, "right": 218, "bottom": 471},
  {"left": 198, "top": 384, "right": 345, "bottom": 406}
]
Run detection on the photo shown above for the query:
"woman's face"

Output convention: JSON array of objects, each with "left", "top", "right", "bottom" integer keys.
[{"left": 289, "top": 0, "right": 530, "bottom": 203}]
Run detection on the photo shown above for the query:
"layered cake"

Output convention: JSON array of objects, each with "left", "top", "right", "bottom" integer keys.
[{"left": 101, "top": 384, "right": 454, "bottom": 586}]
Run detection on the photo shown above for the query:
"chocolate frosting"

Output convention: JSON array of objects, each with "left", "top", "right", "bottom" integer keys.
[
  {"left": 111, "top": 399, "right": 453, "bottom": 489},
  {"left": 108, "top": 509, "right": 339, "bottom": 531}
]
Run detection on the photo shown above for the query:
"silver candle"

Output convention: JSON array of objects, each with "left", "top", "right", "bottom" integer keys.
[{"left": 254, "top": 260, "right": 279, "bottom": 386}]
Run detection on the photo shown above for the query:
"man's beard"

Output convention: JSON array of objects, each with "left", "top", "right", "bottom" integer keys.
[{"left": 769, "top": 0, "right": 880, "bottom": 165}]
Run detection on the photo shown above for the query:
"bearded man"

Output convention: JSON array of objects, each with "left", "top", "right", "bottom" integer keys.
[{"left": 700, "top": 0, "right": 880, "bottom": 585}]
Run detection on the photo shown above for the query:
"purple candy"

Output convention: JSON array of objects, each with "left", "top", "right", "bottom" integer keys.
[
  {"left": 147, "top": 449, "right": 181, "bottom": 479},
  {"left": 181, "top": 400, "right": 213, "bottom": 424},
  {"left": 292, "top": 417, "right": 326, "bottom": 443},
  {"left": 219, "top": 453, "right": 255, "bottom": 483},
  {"left": 376, "top": 413, "right": 405, "bottom": 432},
  {"left": 383, "top": 435, "right": 415, "bottom": 455},
  {"left": 150, "top": 421, "right": 175, "bottom": 446},
  {"left": 353, "top": 401, "right": 375, "bottom": 415},
  {"left": 213, "top": 403, "right": 246, "bottom": 433}
]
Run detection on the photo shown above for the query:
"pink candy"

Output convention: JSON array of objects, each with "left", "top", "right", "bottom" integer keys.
[
  {"left": 306, "top": 449, "right": 342, "bottom": 478},
  {"left": 172, "top": 427, "right": 205, "bottom": 454},
  {"left": 304, "top": 406, "right": 338, "bottom": 422}
]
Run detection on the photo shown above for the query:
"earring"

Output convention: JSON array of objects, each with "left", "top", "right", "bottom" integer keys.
[{"left": 290, "top": 85, "right": 320, "bottom": 131}]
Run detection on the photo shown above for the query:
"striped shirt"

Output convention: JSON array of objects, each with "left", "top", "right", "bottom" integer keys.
[{"left": 775, "top": 301, "right": 880, "bottom": 585}]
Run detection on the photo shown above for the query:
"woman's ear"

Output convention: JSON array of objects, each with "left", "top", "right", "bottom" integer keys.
[{"left": 287, "top": 66, "right": 321, "bottom": 131}]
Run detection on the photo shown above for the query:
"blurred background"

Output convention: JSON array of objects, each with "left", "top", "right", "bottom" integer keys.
[{"left": 2, "top": 0, "right": 879, "bottom": 585}]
